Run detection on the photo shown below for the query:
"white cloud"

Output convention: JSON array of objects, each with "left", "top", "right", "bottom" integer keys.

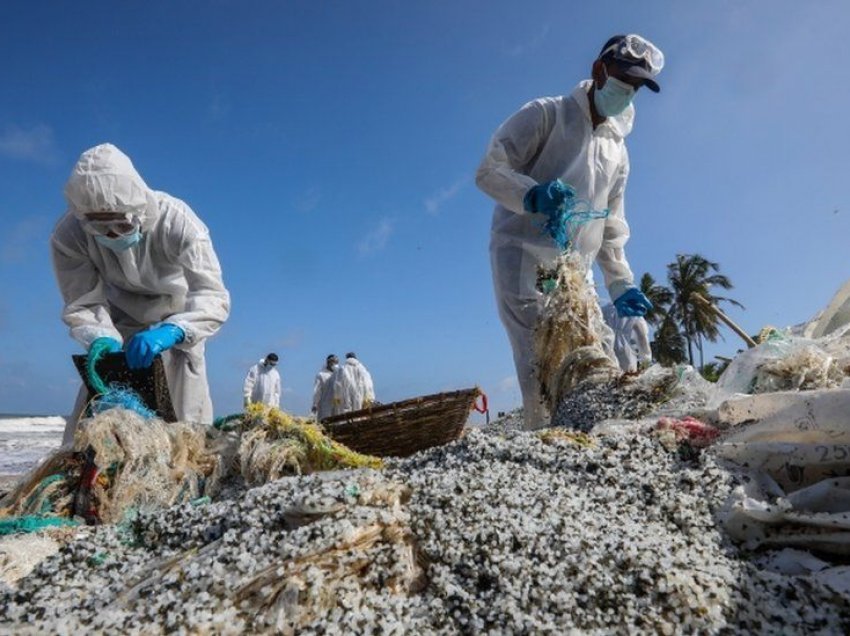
[
  {"left": 275, "top": 330, "right": 304, "bottom": 349},
  {"left": 207, "top": 93, "right": 230, "bottom": 123},
  {"left": 498, "top": 376, "right": 518, "bottom": 393},
  {"left": 425, "top": 178, "right": 466, "bottom": 216},
  {"left": 358, "top": 218, "right": 393, "bottom": 255},
  {"left": 295, "top": 188, "right": 322, "bottom": 214},
  {"left": 0, "top": 125, "right": 60, "bottom": 165},
  {"left": 1, "top": 216, "right": 49, "bottom": 263},
  {"left": 505, "top": 25, "right": 550, "bottom": 58}
]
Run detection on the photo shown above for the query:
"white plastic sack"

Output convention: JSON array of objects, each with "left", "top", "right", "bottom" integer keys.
[
  {"left": 642, "top": 364, "right": 714, "bottom": 417},
  {"left": 710, "top": 333, "right": 843, "bottom": 408},
  {"left": 714, "top": 389, "right": 850, "bottom": 557}
]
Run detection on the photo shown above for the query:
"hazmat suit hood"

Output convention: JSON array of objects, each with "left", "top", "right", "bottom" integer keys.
[{"left": 63, "top": 143, "right": 159, "bottom": 232}]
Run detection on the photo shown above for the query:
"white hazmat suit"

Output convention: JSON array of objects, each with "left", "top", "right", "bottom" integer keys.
[
  {"left": 602, "top": 303, "right": 652, "bottom": 373},
  {"left": 332, "top": 358, "right": 375, "bottom": 415},
  {"left": 243, "top": 360, "right": 281, "bottom": 408},
  {"left": 476, "top": 82, "right": 636, "bottom": 429},
  {"left": 312, "top": 367, "right": 335, "bottom": 421},
  {"left": 52, "top": 144, "right": 231, "bottom": 444}
]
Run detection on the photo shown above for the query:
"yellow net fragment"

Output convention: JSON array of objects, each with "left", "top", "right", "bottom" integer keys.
[
  {"left": 538, "top": 429, "right": 595, "bottom": 448},
  {"left": 240, "top": 404, "right": 383, "bottom": 486}
]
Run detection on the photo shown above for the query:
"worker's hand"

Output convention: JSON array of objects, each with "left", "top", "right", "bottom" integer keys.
[
  {"left": 522, "top": 179, "right": 575, "bottom": 216},
  {"left": 126, "top": 324, "right": 185, "bottom": 369},
  {"left": 88, "top": 336, "right": 122, "bottom": 357},
  {"left": 614, "top": 287, "right": 653, "bottom": 318}
]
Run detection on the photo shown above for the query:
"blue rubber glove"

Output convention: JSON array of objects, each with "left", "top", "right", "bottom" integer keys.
[
  {"left": 522, "top": 179, "right": 575, "bottom": 216},
  {"left": 614, "top": 287, "right": 653, "bottom": 318},
  {"left": 126, "top": 324, "right": 185, "bottom": 369}
]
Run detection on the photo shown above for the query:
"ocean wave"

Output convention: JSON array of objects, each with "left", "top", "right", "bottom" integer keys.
[{"left": 0, "top": 416, "right": 67, "bottom": 434}]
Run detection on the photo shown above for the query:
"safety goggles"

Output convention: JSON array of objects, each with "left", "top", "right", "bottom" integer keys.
[
  {"left": 82, "top": 213, "right": 139, "bottom": 237},
  {"left": 600, "top": 34, "right": 664, "bottom": 75}
]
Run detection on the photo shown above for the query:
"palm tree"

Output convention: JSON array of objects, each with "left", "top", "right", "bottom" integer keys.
[
  {"left": 653, "top": 312, "right": 687, "bottom": 365},
  {"left": 639, "top": 272, "right": 674, "bottom": 326},
  {"left": 667, "top": 254, "right": 743, "bottom": 367}
]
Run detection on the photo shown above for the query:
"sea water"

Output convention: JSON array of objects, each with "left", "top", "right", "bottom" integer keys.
[{"left": 0, "top": 415, "right": 65, "bottom": 476}]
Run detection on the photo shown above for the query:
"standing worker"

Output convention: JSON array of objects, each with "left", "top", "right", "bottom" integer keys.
[
  {"left": 332, "top": 352, "right": 375, "bottom": 415},
  {"left": 602, "top": 303, "right": 652, "bottom": 373},
  {"left": 311, "top": 354, "right": 338, "bottom": 421},
  {"left": 243, "top": 353, "right": 282, "bottom": 408},
  {"left": 52, "top": 143, "right": 231, "bottom": 444},
  {"left": 476, "top": 34, "right": 663, "bottom": 430}
]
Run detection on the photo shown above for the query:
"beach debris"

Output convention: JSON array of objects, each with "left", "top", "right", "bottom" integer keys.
[
  {"left": 2, "top": 426, "right": 849, "bottom": 633},
  {"left": 711, "top": 332, "right": 846, "bottom": 407},
  {"left": 533, "top": 251, "right": 619, "bottom": 412},
  {"left": 0, "top": 409, "right": 221, "bottom": 526},
  {"left": 0, "top": 529, "right": 78, "bottom": 588},
  {"left": 238, "top": 403, "right": 383, "bottom": 486},
  {"left": 655, "top": 416, "right": 721, "bottom": 450}
]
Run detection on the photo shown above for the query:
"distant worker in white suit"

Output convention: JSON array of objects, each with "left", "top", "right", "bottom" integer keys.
[
  {"left": 312, "top": 354, "right": 339, "bottom": 421},
  {"left": 332, "top": 352, "right": 375, "bottom": 415},
  {"left": 243, "top": 353, "right": 281, "bottom": 408},
  {"left": 602, "top": 303, "right": 652, "bottom": 373}
]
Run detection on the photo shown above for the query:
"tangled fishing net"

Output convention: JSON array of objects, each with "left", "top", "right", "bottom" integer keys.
[
  {"left": 533, "top": 251, "right": 619, "bottom": 411},
  {"left": 711, "top": 332, "right": 847, "bottom": 407},
  {"left": 539, "top": 183, "right": 610, "bottom": 252},
  {"left": 1, "top": 410, "right": 222, "bottom": 526},
  {"left": 84, "top": 340, "right": 156, "bottom": 420},
  {"left": 0, "top": 532, "right": 68, "bottom": 586},
  {"left": 753, "top": 344, "right": 843, "bottom": 393},
  {"left": 230, "top": 476, "right": 423, "bottom": 632},
  {"left": 238, "top": 403, "right": 383, "bottom": 486}
]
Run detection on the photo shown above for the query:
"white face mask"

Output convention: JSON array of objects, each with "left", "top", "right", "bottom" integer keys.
[
  {"left": 95, "top": 228, "right": 142, "bottom": 251},
  {"left": 593, "top": 72, "right": 635, "bottom": 117}
]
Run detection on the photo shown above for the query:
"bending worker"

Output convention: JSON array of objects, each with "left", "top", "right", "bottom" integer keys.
[
  {"left": 602, "top": 303, "right": 652, "bottom": 373},
  {"left": 311, "top": 354, "right": 338, "bottom": 421},
  {"left": 51, "top": 143, "right": 231, "bottom": 445},
  {"left": 476, "top": 34, "right": 663, "bottom": 430},
  {"left": 243, "top": 353, "right": 281, "bottom": 408}
]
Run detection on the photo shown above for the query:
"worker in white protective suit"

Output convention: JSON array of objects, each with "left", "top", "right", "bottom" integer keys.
[
  {"left": 51, "top": 143, "right": 231, "bottom": 445},
  {"left": 243, "top": 353, "right": 281, "bottom": 408},
  {"left": 332, "top": 352, "right": 375, "bottom": 415},
  {"left": 311, "top": 354, "right": 339, "bottom": 421},
  {"left": 476, "top": 34, "right": 664, "bottom": 430},
  {"left": 602, "top": 303, "right": 652, "bottom": 373}
]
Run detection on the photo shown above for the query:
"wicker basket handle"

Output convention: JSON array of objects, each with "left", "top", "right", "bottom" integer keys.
[{"left": 472, "top": 391, "right": 490, "bottom": 425}]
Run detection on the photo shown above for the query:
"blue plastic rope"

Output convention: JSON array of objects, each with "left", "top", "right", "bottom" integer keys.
[
  {"left": 542, "top": 196, "right": 609, "bottom": 250},
  {"left": 91, "top": 385, "right": 156, "bottom": 419}
]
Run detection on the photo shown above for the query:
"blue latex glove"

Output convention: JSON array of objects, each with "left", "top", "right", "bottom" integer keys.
[
  {"left": 126, "top": 324, "right": 185, "bottom": 369},
  {"left": 614, "top": 287, "right": 653, "bottom": 318},
  {"left": 88, "top": 337, "right": 122, "bottom": 356},
  {"left": 522, "top": 179, "right": 575, "bottom": 216}
]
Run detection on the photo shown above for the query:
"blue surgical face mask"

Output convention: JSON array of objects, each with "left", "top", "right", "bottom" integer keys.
[
  {"left": 593, "top": 71, "right": 635, "bottom": 118},
  {"left": 95, "top": 228, "right": 142, "bottom": 251}
]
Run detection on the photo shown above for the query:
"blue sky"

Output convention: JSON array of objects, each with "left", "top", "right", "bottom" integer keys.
[{"left": 1, "top": 1, "right": 849, "bottom": 419}]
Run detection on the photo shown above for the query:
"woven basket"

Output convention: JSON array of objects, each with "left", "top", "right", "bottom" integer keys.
[{"left": 321, "top": 387, "right": 481, "bottom": 458}]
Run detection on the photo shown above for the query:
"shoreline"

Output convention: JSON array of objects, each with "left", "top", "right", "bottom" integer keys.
[{"left": 0, "top": 474, "right": 21, "bottom": 498}]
